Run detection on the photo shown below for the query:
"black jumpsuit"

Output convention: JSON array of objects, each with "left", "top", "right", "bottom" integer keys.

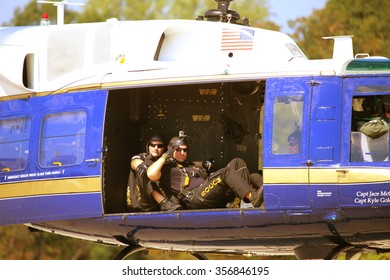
[
  {"left": 160, "top": 158, "right": 255, "bottom": 209},
  {"left": 127, "top": 153, "right": 161, "bottom": 211}
]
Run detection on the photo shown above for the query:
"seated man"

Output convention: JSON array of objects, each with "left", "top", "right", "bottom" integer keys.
[
  {"left": 152, "top": 135, "right": 263, "bottom": 210},
  {"left": 127, "top": 133, "right": 182, "bottom": 211}
]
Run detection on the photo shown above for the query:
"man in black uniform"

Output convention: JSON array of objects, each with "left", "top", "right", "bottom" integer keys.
[
  {"left": 127, "top": 133, "right": 182, "bottom": 211},
  {"left": 153, "top": 135, "right": 263, "bottom": 210}
]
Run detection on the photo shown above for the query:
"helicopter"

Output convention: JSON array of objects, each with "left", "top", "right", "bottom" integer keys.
[{"left": 1, "top": 0, "right": 390, "bottom": 260}]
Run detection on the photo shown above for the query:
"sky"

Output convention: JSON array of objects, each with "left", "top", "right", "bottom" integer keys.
[{"left": 0, "top": 0, "right": 327, "bottom": 32}]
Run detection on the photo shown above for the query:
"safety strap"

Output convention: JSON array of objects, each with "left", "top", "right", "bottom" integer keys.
[{"left": 177, "top": 163, "right": 190, "bottom": 191}]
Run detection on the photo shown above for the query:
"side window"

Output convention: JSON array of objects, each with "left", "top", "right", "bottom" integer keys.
[
  {"left": 0, "top": 117, "right": 30, "bottom": 172},
  {"left": 350, "top": 90, "right": 390, "bottom": 162},
  {"left": 272, "top": 95, "right": 303, "bottom": 155},
  {"left": 39, "top": 111, "right": 87, "bottom": 167}
]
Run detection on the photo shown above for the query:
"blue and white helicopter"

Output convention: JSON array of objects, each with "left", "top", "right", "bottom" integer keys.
[{"left": 1, "top": 0, "right": 390, "bottom": 259}]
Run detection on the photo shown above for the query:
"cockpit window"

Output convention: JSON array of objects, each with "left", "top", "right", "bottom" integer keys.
[
  {"left": 272, "top": 95, "right": 303, "bottom": 155},
  {"left": 350, "top": 94, "right": 390, "bottom": 162}
]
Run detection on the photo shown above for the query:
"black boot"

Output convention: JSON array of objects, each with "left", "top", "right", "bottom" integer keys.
[{"left": 159, "top": 197, "right": 183, "bottom": 211}]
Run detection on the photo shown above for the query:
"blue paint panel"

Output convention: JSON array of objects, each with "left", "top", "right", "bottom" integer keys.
[
  {"left": 316, "top": 106, "right": 336, "bottom": 120},
  {"left": 339, "top": 183, "right": 390, "bottom": 207},
  {"left": 309, "top": 77, "right": 342, "bottom": 166},
  {"left": 314, "top": 147, "right": 334, "bottom": 162},
  {"left": 0, "top": 90, "right": 107, "bottom": 225},
  {"left": 0, "top": 90, "right": 107, "bottom": 183},
  {"left": 264, "top": 184, "right": 310, "bottom": 209},
  {"left": 0, "top": 99, "right": 32, "bottom": 116},
  {"left": 310, "top": 184, "right": 339, "bottom": 208},
  {"left": 0, "top": 192, "right": 102, "bottom": 226}
]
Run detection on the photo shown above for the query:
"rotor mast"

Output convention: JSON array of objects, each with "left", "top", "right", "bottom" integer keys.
[{"left": 201, "top": 0, "right": 248, "bottom": 25}]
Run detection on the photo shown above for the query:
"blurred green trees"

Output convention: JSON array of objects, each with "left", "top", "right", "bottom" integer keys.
[{"left": 289, "top": 0, "right": 390, "bottom": 58}]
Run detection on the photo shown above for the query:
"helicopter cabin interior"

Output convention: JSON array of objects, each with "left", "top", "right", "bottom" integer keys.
[{"left": 102, "top": 80, "right": 265, "bottom": 214}]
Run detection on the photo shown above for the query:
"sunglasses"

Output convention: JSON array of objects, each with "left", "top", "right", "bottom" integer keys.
[
  {"left": 176, "top": 148, "right": 188, "bottom": 153},
  {"left": 289, "top": 141, "right": 298, "bottom": 147},
  {"left": 149, "top": 143, "right": 164, "bottom": 148}
]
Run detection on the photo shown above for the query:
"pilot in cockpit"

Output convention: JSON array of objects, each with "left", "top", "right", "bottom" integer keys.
[{"left": 288, "top": 129, "right": 301, "bottom": 154}]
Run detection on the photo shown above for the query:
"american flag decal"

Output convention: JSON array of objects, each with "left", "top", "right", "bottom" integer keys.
[{"left": 221, "top": 27, "right": 255, "bottom": 51}]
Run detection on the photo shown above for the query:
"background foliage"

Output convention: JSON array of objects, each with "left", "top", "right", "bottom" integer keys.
[
  {"left": 288, "top": 0, "right": 390, "bottom": 58},
  {"left": 1, "top": 0, "right": 390, "bottom": 259}
]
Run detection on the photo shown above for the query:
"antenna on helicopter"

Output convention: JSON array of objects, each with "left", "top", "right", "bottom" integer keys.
[{"left": 37, "top": 1, "right": 84, "bottom": 25}]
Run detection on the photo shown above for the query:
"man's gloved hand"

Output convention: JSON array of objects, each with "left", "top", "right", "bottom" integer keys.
[
  {"left": 202, "top": 159, "right": 216, "bottom": 174},
  {"left": 199, "top": 168, "right": 208, "bottom": 179},
  {"left": 162, "top": 145, "right": 178, "bottom": 160},
  {"left": 135, "top": 162, "right": 148, "bottom": 178}
]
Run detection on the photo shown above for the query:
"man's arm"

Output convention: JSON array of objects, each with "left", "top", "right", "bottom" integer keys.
[
  {"left": 131, "top": 156, "right": 148, "bottom": 179},
  {"left": 131, "top": 154, "right": 166, "bottom": 182},
  {"left": 130, "top": 158, "right": 143, "bottom": 171},
  {"left": 146, "top": 157, "right": 166, "bottom": 181},
  {"left": 147, "top": 145, "right": 178, "bottom": 181}
]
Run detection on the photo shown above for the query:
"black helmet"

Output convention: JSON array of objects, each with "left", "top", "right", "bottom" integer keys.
[
  {"left": 146, "top": 132, "right": 166, "bottom": 152},
  {"left": 288, "top": 130, "right": 301, "bottom": 145},
  {"left": 168, "top": 136, "right": 189, "bottom": 149}
]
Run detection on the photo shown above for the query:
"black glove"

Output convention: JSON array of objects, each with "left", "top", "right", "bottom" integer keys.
[
  {"left": 198, "top": 168, "right": 208, "bottom": 179},
  {"left": 162, "top": 146, "right": 178, "bottom": 160},
  {"left": 202, "top": 159, "right": 216, "bottom": 174},
  {"left": 135, "top": 162, "right": 148, "bottom": 178}
]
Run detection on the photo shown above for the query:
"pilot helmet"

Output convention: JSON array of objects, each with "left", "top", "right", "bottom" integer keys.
[
  {"left": 288, "top": 130, "right": 301, "bottom": 147},
  {"left": 168, "top": 136, "right": 189, "bottom": 149},
  {"left": 146, "top": 132, "right": 166, "bottom": 152}
]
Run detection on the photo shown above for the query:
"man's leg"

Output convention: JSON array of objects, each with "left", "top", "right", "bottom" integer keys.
[
  {"left": 250, "top": 173, "right": 263, "bottom": 188},
  {"left": 220, "top": 158, "right": 252, "bottom": 198},
  {"left": 220, "top": 158, "right": 263, "bottom": 207},
  {"left": 184, "top": 174, "right": 233, "bottom": 209}
]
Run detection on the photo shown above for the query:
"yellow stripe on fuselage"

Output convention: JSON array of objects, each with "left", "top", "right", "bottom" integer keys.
[
  {"left": 0, "top": 177, "right": 101, "bottom": 199},
  {"left": 264, "top": 168, "right": 309, "bottom": 184},
  {"left": 264, "top": 167, "right": 390, "bottom": 185}
]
